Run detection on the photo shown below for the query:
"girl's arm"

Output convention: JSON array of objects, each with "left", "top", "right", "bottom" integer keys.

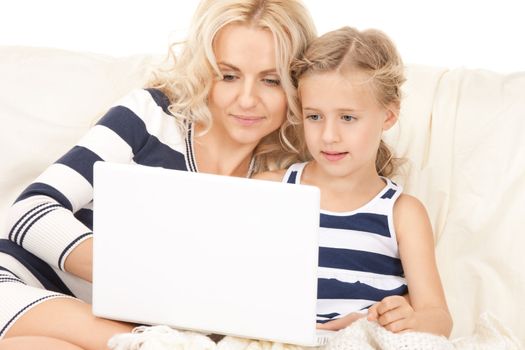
[{"left": 369, "top": 194, "right": 452, "bottom": 336}]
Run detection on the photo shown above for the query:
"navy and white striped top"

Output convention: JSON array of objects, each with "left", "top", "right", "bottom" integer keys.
[
  {"left": 6, "top": 88, "right": 196, "bottom": 272},
  {"left": 283, "top": 162, "right": 408, "bottom": 323}
]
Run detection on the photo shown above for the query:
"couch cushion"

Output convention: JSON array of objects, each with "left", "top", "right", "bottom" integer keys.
[
  {"left": 0, "top": 46, "right": 155, "bottom": 231},
  {"left": 388, "top": 65, "right": 525, "bottom": 342}
]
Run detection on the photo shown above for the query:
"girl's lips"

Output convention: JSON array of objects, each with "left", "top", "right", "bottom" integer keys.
[
  {"left": 321, "top": 151, "right": 348, "bottom": 162},
  {"left": 231, "top": 115, "right": 265, "bottom": 126}
]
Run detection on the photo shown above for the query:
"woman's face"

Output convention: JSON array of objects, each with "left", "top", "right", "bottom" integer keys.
[{"left": 207, "top": 23, "right": 287, "bottom": 148}]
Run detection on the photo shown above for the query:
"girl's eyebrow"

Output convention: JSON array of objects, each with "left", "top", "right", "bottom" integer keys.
[
  {"left": 302, "top": 107, "right": 359, "bottom": 113},
  {"left": 217, "top": 62, "right": 278, "bottom": 75},
  {"left": 336, "top": 108, "right": 359, "bottom": 113},
  {"left": 302, "top": 107, "right": 319, "bottom": 112}
]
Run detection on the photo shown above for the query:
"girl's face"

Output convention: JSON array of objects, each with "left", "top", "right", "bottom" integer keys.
[
  {"left": 207, "top": 23, "right": 287, "bottom": 148},
  {"left": 299, "top": 70, "right": 397, "bottom": 179}
]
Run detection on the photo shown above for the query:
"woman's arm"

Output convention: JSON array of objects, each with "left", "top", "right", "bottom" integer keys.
[
  {"left": 6, "top": 89, "right": 160, "bottom": 280},
  {"left": 369, "top": 194, "right": 452, "bottom": 336},
  {"left": 64, "top": 238, "right": 94, "bottom": 282},
  {"left": 7, "top": 145, "right": 102, "bottom": 277}
]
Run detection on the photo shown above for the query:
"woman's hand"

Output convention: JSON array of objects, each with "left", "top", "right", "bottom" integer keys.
[
  {"left": 367, "top": 295, "right": 416, "bottom": 333},
  {"left": 316, "top": 312, "right": 365, "bottom": 331}
]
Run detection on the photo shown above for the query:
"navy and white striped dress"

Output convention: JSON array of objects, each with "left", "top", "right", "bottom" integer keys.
[
  {"left": 283, "top": 162, "right": 408, "bottom": 324},
  {"left": 0, "top": 88, "right": 197, "bottom": 337}
]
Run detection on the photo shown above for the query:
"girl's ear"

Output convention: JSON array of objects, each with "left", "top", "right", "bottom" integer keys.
[{"left": 382, "top": 106, "right": 399, "bottom": 131}]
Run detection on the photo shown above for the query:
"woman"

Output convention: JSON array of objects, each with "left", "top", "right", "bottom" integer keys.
[{"left": 0, "top": 1, "right": 317, "bottom": 349}]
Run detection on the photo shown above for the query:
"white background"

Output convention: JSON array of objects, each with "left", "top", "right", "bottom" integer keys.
[{"left": 1, "top": 0, "right": 523, "bottom": 73}]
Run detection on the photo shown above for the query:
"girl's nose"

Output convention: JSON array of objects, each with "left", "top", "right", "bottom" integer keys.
[{"left": 321, "top": 119, "right": 340, "bottom": 144}]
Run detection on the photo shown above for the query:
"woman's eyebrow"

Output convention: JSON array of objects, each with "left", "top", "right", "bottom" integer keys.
[
  {"left": 217, "top": 62, "right": 240, "bottom": 71},
  {"left": 260, "top": 69, "right": 279, "bottom": 75},
  {"left": 217, "top": 62, "right": 278, "bottom": 75}
]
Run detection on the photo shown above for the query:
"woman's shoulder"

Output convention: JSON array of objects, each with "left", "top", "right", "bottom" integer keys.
[
  {"left": 142, "top": 88, "right": 171, "bottom": 112},
  {"left": 96, "top": 88, "right": 185, "bottom": 151},
  {"left": 103, "top": 88, "right": 178, "bottom": 132},
  {"left": 114, "top": 88, "right": 170, "bottom": 113}
]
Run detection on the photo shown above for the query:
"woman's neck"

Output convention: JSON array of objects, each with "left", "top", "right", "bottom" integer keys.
[{"left": 192, "top": 123, "right": 255, "bottom": 177}]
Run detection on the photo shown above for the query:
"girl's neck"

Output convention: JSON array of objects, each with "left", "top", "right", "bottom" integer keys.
[
  {"left": 302, "top": 161, "right": 386, "bottom": 212},
  {"left": 192, "top": 123, "right": 255, "bottom": 177}
]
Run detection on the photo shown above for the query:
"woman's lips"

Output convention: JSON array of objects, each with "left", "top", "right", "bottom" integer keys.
[{"left": 231, "top": 114, "right": 265, "bottom": 126}]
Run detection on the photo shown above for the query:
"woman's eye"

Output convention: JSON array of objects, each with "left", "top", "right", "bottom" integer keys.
[
  {"left": 342, "top": 115, "right": 354, "bottom": 122},
  {"left": 222, "top": 74, "right": 237, "bottom": 81},
  {"left": 263, "top": 78, "right": 281, "bottom": 86}
]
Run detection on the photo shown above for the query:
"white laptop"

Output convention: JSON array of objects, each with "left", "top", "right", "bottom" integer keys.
[{"left": 92, "top": 162, "right": 334, "bottom": 346}]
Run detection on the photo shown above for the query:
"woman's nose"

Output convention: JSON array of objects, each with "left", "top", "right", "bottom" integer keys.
[{"left": 238, "top": 79, "right": 258, "bottom": 109}]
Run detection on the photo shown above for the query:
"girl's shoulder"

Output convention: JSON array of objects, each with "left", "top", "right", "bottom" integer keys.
[
  {"left": 394, "top": 193, "right": 426, "bottom": 212},
  {"left": 252, "top": 169, "right": 287, "bottom": 182},
  {"left": 393, "top": 193, "right": 433, "bottom": 241}
]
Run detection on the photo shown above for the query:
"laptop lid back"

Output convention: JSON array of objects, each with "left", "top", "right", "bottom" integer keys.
[{"left": 92, "top": 162, "right": 321, "bottom": 346}]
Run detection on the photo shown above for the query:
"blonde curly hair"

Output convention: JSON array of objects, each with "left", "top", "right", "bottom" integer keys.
[{"left": 150, "top": 0, "right": 317, "bottom": 173}]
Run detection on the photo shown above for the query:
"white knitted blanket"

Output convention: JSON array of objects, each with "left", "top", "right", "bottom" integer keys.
[{"left": 108, "top": 313, "right": 522, "bottom": 350}]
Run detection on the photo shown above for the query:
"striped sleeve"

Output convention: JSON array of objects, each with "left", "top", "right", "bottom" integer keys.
[{"left": 5, "top": 88, "right": 170, "bottom": 271}]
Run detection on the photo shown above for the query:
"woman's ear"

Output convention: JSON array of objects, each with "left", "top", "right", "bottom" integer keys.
[{"left": 382, "top": 106, "right": 399, "bottom": 131}]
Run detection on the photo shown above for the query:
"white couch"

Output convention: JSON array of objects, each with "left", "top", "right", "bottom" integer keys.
[{"left": 1, "top": 46, "right": 524, "bottom": 346}]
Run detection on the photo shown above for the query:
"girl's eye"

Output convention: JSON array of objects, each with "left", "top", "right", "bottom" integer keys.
[
  {"left": 342, "top": 115, "right": 354, "bottom": 122},
  {"left": 306, "top": 114, "right": 321, "bottom": 121},
  {"left": 263, "top": 78, "right": 281, "bottom": 86}
]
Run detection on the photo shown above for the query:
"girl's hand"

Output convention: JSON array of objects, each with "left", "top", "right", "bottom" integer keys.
[
  {"left": 316, "top": 312, "right": 365, "bottom": 331},
  {"left": 367, "top": 295, "right": 416, "bottom": 333}
]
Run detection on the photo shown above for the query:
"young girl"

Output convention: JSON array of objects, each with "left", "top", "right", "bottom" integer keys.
[
  {"left": 256, "top": 27, "right": 452, "bottom": 336},
  {"left": 0, "top": 1, "right": 317, "bottom": 349}
]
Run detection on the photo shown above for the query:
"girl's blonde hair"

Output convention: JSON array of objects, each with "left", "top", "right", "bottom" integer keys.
[
  {"left": 292, "top": 26, "right": 405, "bottom": 177},
  {"left": 150, "top": 0, "right": 317, "bottom": 173}
]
